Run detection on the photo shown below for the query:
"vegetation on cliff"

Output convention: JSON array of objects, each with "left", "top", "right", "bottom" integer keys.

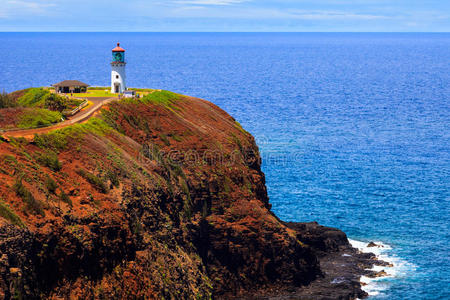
[
  {"left": 0, "top": 89, "right": 367, "bottom": 299},
  {"left": 17, "top": 88, "right": 50, "bottom": 107},
  {"left": 17, "top": 108, "right": 62, "bottom": 128},
  {"left": 0, "top": 88, "right": 85, "bottom": 130},
  {"left": 0, "top": 92, "right": 16, "bottom": 109}
]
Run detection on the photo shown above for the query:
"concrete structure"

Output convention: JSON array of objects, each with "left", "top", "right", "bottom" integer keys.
[
  {"left": 52, "top": 80, "right": 89, "bottom": 94},
  {"left": 111, "top": 43, "right": 126, "bottom": 94}
]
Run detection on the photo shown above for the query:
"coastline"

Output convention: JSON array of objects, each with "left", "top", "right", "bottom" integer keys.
[
  {"left": 349, "top": 239, "right": 413, "bottom": 299},
  {"left": 226, "top": 222, "right": 395, "bottom": 300}
]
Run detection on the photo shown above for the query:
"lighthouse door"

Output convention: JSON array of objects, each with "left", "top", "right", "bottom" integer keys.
[{"left": 114, "top": 83, "right": 120, "bottom": 93}]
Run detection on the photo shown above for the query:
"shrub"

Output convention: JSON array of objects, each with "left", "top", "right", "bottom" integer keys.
[
  {"left": 36, "top": 151, "right": 62, "bottom": 172},
  {"left": 0, "top": 199, "right": 25, "bottom": 227},
  {"left": 13, "top": 178, "right": 45, "bottom": 216},
  {"left": 66, "top": 98, "right": 84, "bottom": 108},
  {"left": 44, "top": 93, "right": 67, "bottom": 112},
  {"left": 59, "top": 190, "right": 72, "bottom": 207},
  {"left": 106, "top": 170, "right": 120, "bottom": 188},
  {"left": 0, "top": 91, "right": 16, "bottom": 108},
  {"left": 159, "top": 133, "right": 170, "bottom": 146},
  {"left": 45, "top": 175, "right": 58, "bottom": 194},
  {"left": 170, "top": 134, "right": 183, "bottom": 142},
  {"left": 77, "top": 169, "right": 108, "bottom": 193}
]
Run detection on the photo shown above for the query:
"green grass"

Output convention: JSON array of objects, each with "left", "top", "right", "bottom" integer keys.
[
  {"left": 119, "top": 90, "right": 182, "bottom": 113},
  {"left": 234, "top": 121, "right": 248, "bottom": 135},
  {"left": 17, "top": 88, "right": 50, "bottom": 107},
  {"left": 74, "top": 89, "right": 115, "bottom": 98},
  {"left": 98, "top": 90, "right": 183, "bottom": 134},
  {"left": 18, "top": 108, "right": 63, "bottom": 128},
  {"left": 16, "top": 87, "right": 85, "bottom": 112},
  {"left": 34, "top": 117, "right": 112, "bottom": 151},
  {"left": 139, "top": 90, "right": 180, "bottom": 106},
  {"left": 128, "top": 88, "right": 156, "bottom": 92},
  {"left": 0, "top": 199, "right": 25, "bottom": 227}
]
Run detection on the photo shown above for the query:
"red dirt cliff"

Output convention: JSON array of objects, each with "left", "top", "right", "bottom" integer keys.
[{"left": 0, "top": 90, "right": 374, "bottom": 299}]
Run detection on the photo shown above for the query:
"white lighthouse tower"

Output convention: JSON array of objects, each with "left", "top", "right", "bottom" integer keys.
[{"left": 111, "top": 43, "right": 126, "bottom": 94}]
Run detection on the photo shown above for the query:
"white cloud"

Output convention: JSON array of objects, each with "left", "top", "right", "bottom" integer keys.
[
  {"left": 173, "top": 0, "right": 248, "bottom": 6},
  {"left": 0, "top": 9, "right": 8, "bottom": 18},
  {"left": 159, "top": 5, "right": 392, "bottom": 20},
  {"left": 177, "top": 6, "right": 208, "bottom": 10},
  {"left": 288, "top": 10, "right": 390, "bottom": 20},
  {"left": 6, "top": 0, "right": 56, "bottom": 15},
  {"left": 0, "top": 0, "right": 447, "bottom": 31}
]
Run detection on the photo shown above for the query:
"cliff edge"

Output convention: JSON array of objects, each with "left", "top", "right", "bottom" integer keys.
[{"left": 0, "top": 90, "right": 381, "bottom": 299}]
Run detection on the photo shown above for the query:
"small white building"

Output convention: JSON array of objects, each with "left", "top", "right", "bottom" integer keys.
[
  {"left": 111, "top": 43, "right": 127, "bottom": 94},
  {"left": 123, "top": 90, "right": 136, "bottom": 98}
]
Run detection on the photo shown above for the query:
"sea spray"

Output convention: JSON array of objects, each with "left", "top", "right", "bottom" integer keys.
[{"left": 349, "top": 239, "right": 415, "bottom": 298}]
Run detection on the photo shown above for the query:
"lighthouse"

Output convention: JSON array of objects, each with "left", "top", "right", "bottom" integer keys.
[{"left": 111, "top": 43, "right": 126, "bottom": 94}]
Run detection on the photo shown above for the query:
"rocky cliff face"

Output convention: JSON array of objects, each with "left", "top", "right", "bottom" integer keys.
[{"left": 0, "top": 91, "right": 371, "bottom": 299}]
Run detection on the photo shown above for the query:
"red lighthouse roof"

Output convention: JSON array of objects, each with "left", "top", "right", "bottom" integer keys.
[{"left": 112, "top": 43, "right": 125, "bottom": 52}]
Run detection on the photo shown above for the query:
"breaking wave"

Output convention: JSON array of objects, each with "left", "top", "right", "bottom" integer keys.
[{"left": 349, "top": 239, "right": 415, "bottom": 298}]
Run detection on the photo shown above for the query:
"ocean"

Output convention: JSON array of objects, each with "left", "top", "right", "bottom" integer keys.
[{"left": 1, "top": 32, "right": 449, "bottom": 299}]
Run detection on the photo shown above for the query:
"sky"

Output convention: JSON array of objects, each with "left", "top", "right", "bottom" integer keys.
[{"left": 0, "top": 0, "right": 449, "bottom": 32}]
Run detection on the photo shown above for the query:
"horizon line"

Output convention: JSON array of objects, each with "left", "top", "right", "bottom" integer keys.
[{"left": 0, "top": 31, "right": 449, "bottom": 33}]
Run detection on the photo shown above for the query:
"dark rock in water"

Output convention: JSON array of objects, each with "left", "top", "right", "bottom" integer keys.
[
  {"left": 226, "top": 222, "right": 387, "bottom": 300},
  {"left": 367, "top": 242, "right": 378, "bottom": 247},
  {"left": 285, "top": 222, "right": 349, "bottom": 256},
  {"left": 367, "top": 270, "right": 388, "bottom": 278},
  {"left": 374, "top": 260, "right": 394, "bottom": 268}
]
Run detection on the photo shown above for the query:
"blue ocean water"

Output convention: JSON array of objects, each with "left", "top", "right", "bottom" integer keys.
[{"left": 1, "top": 33, "right": 449, "bottom": 299}]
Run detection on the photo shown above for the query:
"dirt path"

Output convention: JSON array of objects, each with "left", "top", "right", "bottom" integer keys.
[{"left": 1, "top": 97, "right": 117, "bottom": 140}]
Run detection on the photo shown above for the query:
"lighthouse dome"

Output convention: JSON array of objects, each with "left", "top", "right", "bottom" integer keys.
[{"left": 112, "top": 43, "right": 125, "bottom": 52}]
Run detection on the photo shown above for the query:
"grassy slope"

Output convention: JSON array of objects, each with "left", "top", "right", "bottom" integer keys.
[
  {"left": 0, "top": 88, "right": 87, "bottom": 129},
  {"left": 17, "top": 88, "right": 50, "bottom": 107},
  {"left": 17, "top": 108, "right": 63, "bottom": 128},
  {"left": 31, "top": 91, "right": 178, "bottom": 149}
]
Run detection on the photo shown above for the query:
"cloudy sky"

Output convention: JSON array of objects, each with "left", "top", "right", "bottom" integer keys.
[{"left": 0, "top": 0, "right": 448, "bottom": 31}]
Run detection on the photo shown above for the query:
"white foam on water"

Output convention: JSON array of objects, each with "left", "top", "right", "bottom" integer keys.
[{"left": 349, "top": 239, "right": 415, "bottom": 298}]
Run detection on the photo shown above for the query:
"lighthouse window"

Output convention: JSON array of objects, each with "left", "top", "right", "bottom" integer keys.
[{"left": 116, "top": 75, "right": 119, "bottom": 79}]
